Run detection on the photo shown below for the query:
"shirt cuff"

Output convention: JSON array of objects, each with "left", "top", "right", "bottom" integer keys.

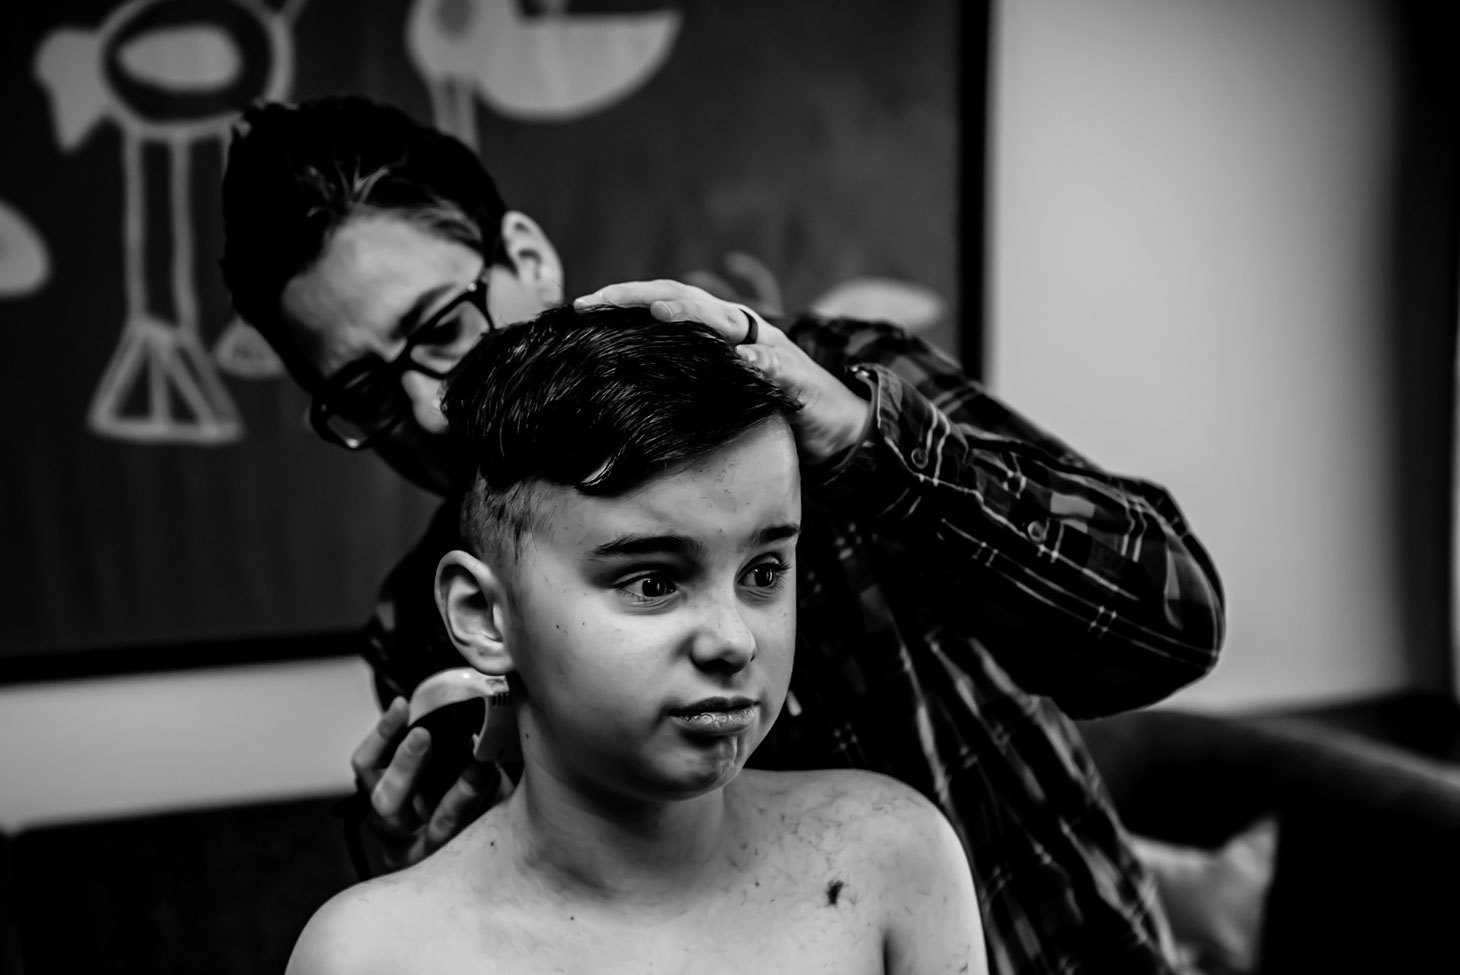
[{"left": 802, "top": 363, "right": 919, "bottom": 518}]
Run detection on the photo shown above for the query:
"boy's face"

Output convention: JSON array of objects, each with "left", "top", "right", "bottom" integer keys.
[{"left": 505, "top": 419, "right": 800, "bottom": 802}]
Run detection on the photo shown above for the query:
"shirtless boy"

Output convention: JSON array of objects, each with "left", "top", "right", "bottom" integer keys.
[{"left": 285, "top": 305, "right": 986, "bottom": 975}]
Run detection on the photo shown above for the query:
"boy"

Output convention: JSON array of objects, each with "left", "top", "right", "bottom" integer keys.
[{"left": 286, "top": 305, "right": 987, "bottom": 974}]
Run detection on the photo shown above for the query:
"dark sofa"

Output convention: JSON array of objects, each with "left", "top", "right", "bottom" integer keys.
[
  {"left": 1079, "top": 708, "right": 1460, "bottom": 975},
  {"left": 3, "top": 707, "right": 1458, "bottom": 973},
  {"left": 2, "top": 796, "right": 359, "bottom": 974}
]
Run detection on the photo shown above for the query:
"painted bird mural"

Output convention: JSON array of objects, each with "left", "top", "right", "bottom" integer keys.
[{"left": 33, "top": 0, "right": 304, "bottom": 444}]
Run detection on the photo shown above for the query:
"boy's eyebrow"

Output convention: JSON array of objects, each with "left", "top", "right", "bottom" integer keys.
[
  {"left": 587, "top": 523, "right": 800, "bottom": 562},
  {"left": 751, "top": 523, "right": 801, "bottom": 547},
  {"left": 587, "top": 532, "right": 707, "bottom": 562}
]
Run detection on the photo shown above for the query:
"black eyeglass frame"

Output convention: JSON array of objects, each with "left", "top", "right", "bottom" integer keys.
[{"left": 308, "top": 275, "right": 495, "bottom": 450}]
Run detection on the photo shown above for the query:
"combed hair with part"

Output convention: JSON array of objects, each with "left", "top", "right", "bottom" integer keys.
[{"left": 441, "top": 304, "right": 801, "bottom": 565}]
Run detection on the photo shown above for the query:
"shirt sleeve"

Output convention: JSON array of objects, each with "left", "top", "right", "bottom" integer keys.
[
  {"left": 790, "top": 314, "right": 1226, "bottom": 716},
  {"left": 361, "top": 497, "right": 471, "bottom": 710}
]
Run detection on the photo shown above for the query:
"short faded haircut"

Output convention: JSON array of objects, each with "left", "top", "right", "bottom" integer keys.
[{"left": 441, "top": 304, "right": 801, "bottom": 571}]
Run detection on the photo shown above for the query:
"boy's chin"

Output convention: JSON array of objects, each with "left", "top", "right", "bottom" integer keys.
[{"left": 658, "top": 740, "right": 754, "bottom": 798}]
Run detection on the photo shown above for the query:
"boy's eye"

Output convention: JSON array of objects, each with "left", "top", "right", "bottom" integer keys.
[
  {"left": 743, "top": 561, "right": 791, "bottom": 591},
  {"left": 639, "top": 576, "right": 674, "bottom": 598},
  {"left": 621, "top": 573, "right": 678, "bottom": 604}
]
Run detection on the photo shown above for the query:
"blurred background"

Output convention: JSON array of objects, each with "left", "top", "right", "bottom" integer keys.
[{"left": 1, "top": 0, "right": 1458, "bottom": 972}]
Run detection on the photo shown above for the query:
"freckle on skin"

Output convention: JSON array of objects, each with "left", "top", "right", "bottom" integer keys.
[{"left": 825, "top": 879, "right": 845, "bottom": 907}]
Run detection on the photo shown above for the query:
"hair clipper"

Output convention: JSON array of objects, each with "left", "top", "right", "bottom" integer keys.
[{"left": 406, "top": 669, "right": 520, "bottom": 797}]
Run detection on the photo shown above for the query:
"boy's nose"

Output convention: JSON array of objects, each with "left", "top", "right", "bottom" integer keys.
[{"left": 689, "top": 593, "right": 757, "bottom": 673}]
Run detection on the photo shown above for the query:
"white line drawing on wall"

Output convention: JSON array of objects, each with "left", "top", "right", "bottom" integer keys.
[
  {"left": 34, "top": 0, "right": 303, "bottom": 445},
  {"left": 406, "top": 0, "right": 680, "bottom": 144},
  {"left": 809, "top": 277, "right": 946, "bottom": 334},
  {"left": 686, "top": 252, "right": 948, "bottom": 336},
  {"left": 684, "top": 252, "right": 786, "bottom": 319},
  {"left": 0, "top": 201, "right": 51, "bottom": 300}
]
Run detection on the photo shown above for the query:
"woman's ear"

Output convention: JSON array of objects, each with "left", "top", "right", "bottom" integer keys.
[
  {"left": 435, "top": 550, "right": 515, "bottom": 676},
  {"left": 498, "top": 210, "right": 564, "bottom": 308}
]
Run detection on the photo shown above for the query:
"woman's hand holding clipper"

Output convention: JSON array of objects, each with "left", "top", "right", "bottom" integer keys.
[{"left": 350, "top": 696, "right": 512, "bottom": 871}]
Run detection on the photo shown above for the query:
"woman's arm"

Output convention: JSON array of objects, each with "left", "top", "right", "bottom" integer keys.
[{"left": 797, "top": 315, "right": 1224, "bottom": 715}]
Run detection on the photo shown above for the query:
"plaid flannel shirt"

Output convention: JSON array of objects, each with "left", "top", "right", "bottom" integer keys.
[{"left": 364, "top": 314, "right": 1225, "bottom": 975}]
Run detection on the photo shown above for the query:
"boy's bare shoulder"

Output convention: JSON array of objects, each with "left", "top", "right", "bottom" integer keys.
[
  {"left": 286, "top": 809, "right": 525, "bottom": 975},
  {"left": 742, "top": 767, "right": 939, "bottom": 819},
  {"left": 284, "top": 857, "right": 476, "bottom": 975},
  {"left": 738, "top": 767, "right": 958, "bottom": 860},
  {"left": 285, "top": 874, "right": 411, "bottom": 975}
]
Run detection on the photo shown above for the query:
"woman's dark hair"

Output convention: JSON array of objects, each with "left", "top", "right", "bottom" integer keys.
[{"left": 219, "top": 95, "right": 508, "bottom": 383}]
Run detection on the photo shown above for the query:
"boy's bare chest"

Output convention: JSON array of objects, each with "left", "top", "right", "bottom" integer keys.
[
  {"left": 496, "top": 904, "right": 881, "bottom": 975},
  {"left": 416, "top": 861, "right": 885, "bottom": 974}
]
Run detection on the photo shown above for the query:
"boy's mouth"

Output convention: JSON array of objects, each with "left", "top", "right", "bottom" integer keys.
[{"left": 668, "top": 697, "right": 758, "bottom": 735}]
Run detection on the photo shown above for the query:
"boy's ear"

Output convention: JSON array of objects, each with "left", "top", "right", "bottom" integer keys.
[
  {"left": 498, "top": 210, "right": 564, "bottom": 308},
  {"left": 434, "top": 550, "right": 516, "bottom": 676}
]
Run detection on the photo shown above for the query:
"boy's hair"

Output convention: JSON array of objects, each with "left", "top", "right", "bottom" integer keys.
[
  {"left": 219, "top": 94, "right": 508, "bottom": 385},
  {"left": 442, "top": 304, "right": 801, "bottom": 570}
]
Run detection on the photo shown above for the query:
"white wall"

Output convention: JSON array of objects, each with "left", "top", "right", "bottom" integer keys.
[
  {"left": 0, "top": 657, "right": 379, "bottom": 831},
  {"left": 989, "top": 0, "right": 1414, "bottom": 710}
]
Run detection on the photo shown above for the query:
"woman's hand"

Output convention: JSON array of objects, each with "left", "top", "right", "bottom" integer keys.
[
  {"left": 575, "top": 280, "right": 870, "bottom": 464},
  {"left": 350, "top": 697, "right": 511, "bottom": 871}
]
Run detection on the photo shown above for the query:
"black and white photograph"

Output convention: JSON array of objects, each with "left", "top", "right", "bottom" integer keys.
[{"left": 0, "top": 1, "right": 1456, "bottom": 973}]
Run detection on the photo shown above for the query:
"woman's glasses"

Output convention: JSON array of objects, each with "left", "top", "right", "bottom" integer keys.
[{"left": 309, "top": 276, "right": 495, "bottom": 450}]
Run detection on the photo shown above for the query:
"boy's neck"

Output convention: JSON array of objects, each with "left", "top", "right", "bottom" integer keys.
[{"left": 499, "top": 764, "right": 744, "bottom": 908}]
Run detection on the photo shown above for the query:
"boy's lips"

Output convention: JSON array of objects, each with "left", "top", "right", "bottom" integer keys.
[{"left": 668, "top": 697, "right": 758, "bottom": 735}]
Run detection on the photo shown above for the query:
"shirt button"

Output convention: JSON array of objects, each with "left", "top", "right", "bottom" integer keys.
[
  {"left": 910, "top": 446, "right": 930, "bottom": 469},
  {"left": 1027, "top": 520, "right": 1048, "bottom": 544}
]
